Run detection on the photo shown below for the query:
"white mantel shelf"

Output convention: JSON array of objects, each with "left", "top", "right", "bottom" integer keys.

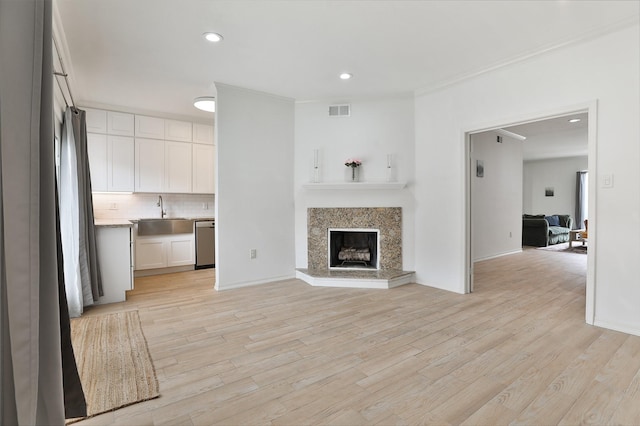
[{"left": 302, "top": 181, "right": 407, "bottom": 190}]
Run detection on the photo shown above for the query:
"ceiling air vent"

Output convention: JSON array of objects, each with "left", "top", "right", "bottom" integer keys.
[{"left": 329, "top": 104, "right": 350, "bottom": 117}]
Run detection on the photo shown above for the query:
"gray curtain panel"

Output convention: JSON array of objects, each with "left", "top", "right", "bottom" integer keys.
[
  {"left": 62, "top": 108, "right": 103, "bottom": 303},
  {"left": 0, "top": 0, "right": 72, "bottom": 423},
  {"left": 575, "top": 171, "right": 587, "bottom": 230}
]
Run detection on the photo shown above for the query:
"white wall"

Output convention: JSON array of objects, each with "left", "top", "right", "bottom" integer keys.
[
  {"left": 414, "top": 24, "right": 640, "bottom": 335},
  {"left": 471, "top": 131, "right": 523, "bottom": 261},
  {"left": 215, "top": 84, "right": 296, "bottom": 290},
  {"left": 294, "top": 96, "right": 415, "bottom": 270},
  {"left": 523, "top": 156, "right": 588, "bottom": 223}
]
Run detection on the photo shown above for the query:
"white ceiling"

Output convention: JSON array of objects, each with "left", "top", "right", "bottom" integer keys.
[
  {"left": 505, "top": 112, "right": 589, "bottom": 161},
  {"left": 55, "top": 0, "right": 639, "bottom": 120}
]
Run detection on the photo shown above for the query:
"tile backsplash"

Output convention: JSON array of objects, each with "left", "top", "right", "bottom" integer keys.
[{"left": 93, "top": 193, "right": 215, "bottom": 220}]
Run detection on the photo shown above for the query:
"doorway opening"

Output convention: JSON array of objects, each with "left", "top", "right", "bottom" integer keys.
[{"left": 465, "top": 103, "right": 596, "bottom": 324}]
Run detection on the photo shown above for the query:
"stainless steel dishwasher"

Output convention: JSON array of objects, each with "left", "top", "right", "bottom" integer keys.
[{"left": 195, "top": 220, "right": 215, "bottom": 269}]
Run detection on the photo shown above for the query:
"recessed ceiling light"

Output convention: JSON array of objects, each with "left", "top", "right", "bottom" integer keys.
[
  {"left": 203, "top": 32, "right": 223, "bottom": 43},
  {"left": 339, "top": 73, "right": 353, "bottom": 80},
  {"left": 568, "top": 118, "right": 581, "bottom": 123},
  {"left": 194, "top": 96, "right": 216, "bottom": 112}
]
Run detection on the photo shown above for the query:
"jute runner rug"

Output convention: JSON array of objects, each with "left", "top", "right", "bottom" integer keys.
[{"left": 67, "top": 310, "right": 159, "bottom": 423}]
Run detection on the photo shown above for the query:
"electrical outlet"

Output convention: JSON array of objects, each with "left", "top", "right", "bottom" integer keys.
[
  {"left": 202, "top": 202, "right": 208, "bottom": 209},
  {"left": 108, "top": 203, "right": 118, "bottom": 210},
  {"left": 250, "top": 249, "right": 257, "bottom": 259}
]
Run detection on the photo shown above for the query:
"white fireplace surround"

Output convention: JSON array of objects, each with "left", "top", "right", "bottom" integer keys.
[{"left": 328, "top": 228, "right": 380, "bottom": 270}]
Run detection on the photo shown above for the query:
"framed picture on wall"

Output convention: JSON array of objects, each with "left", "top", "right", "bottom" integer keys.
[{"left": 476, "top": 160, "right": 484, "bottom": 178}]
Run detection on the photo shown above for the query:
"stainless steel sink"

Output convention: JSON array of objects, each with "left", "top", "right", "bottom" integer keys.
[{"left": 137, "top": 218, "right": 194, "bottom": 236}]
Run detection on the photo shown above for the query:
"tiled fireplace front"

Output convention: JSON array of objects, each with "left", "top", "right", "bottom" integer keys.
[{"left": 307, "top": 207, "right": 402, "bottom": 270}]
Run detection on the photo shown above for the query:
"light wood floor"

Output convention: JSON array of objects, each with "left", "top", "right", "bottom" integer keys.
[{"left": 76, "top": 247, "right": 640, "bottom": 425}]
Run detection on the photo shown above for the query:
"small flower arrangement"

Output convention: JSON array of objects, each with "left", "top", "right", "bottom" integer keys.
[{"left": 345, "top": 159, "right": 362, "bottom": 168}]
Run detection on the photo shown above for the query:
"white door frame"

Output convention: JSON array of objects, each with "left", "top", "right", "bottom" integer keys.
[{"left": 463, "top": 101, "right": 598, "bottom": 325}]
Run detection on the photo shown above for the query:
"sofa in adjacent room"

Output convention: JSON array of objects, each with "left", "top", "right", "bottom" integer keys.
[{"left": 522, "top": 214, "right": 574, "bottom": 247}]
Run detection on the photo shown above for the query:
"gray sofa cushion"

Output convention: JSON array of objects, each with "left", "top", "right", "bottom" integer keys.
[{"left": 548, "top": 226, "right": 569, "bottom": 236}]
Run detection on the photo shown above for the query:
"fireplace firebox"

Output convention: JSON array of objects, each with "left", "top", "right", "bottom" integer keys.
[{"left": 328, "top": 228, "right": 380, "bottom": 270}]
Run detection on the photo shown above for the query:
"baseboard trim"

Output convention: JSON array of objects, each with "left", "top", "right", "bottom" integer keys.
[
  {"left": 134, "top": 265, "right": 194, "bottom": 278},
  {"left": 215, "top": 274, "right": 296, "bottom": 291},
  {"left": 474, "top": 249, "right": 523, "bottom": 262},
  {"left": 594, "top": 318, "right": 640, "bottom": 337}
]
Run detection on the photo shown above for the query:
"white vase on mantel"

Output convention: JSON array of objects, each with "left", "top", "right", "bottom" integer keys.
[{"left": 347, "top": 166, "right": 360, "bottom": 182}]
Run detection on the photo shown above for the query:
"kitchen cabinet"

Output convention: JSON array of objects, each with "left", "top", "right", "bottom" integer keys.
[
  {"left": 87, "top": 133, "right": 108, "bottom": 191},
  {"left": 84, "top": 107, "right": 214, "bottom": 194},
  {"left": 134, "top": 238, "right": 166, "bottom": 270},
  {"left": 167, "top": 237, "right": 195, "bottom": 267},
  {"left": 87, "top": 134, "right": 134, "bottom": 192},
  {"left": 135, "top": 115, "right": 165, "bottom": 139},
  {"left": 193, "top": 123, "right": 214, "bottom": 145},
  {"left": 85, "top": 108, "right": 107, "bottom": 133},
  {"left": 107, "top": 111, "right": 135, "bottom": 136},
  {"left": 95, "top": 226, "right": 133, "bottom": 304},
  {"left": 164, "top": 141, "right": 192, "bottom": 193},
  {"left": 135, "top": 233, "right": 194, "bottom": 270},
  {"left": 136, "top": 139, "right": 193, "bottom": 193},
  {"left": 165, "top": 119, "right": 192, "bottom": 142},
  {"left": 135, "top": 138, "right": 165, "bottom": 192},
  {"left": 107, "top": 136, "right": 135, "bottom": 191},
  {"left": 192, "top": 143, "right": 215, "bottom": 194}
]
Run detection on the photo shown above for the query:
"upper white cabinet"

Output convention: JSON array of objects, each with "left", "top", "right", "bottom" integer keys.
[
  {"left": 193, "top": 123, "right": 214, "bottom": 145},
  {"left": 107, "top": 111, "right": 135, "bottom": 136},
  {"left": 192, "top": 144, "right": 215, "bottom": 194},
  {"left": 165, "top": 119, "right": 192, "bottom": 142},
  {"left": 135, "top": 138, "right": 165, "bottom": 193},
  {"left": 85, "top": 108, "right": 107, "bottom": 133},
  {"left": 87, "top": 134, "right": 134, "bottom": 192},
  {"left": 136, "top": 139, "right": 193, "bottom": 193},
  {"left": 165, "top": 141, "right": 192, "bottom": 193},
  {"left": 108, "top": 136, "right": 135, "bottom": 192},
  {"left": 83, "top": 107, "right": 214, "bottom": 194},
  {"left": 135, "top": 115, "right": 165, "bottom": 139},
  {"left": 87, "top": 133, "right": 108, "bottom": 191}
]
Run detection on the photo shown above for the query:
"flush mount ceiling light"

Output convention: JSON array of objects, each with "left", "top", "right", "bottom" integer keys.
[
  {"left": 194, "top": 96, "right": 216, "bottom": 112},
  {"left": 568, "top": 118, "right": 581, "bottom": 123},
  {"left": 203, "top": 32, "right": 224, "bottom": 43},
  {"left": 339, "top": 72, "right": 353, "bottom": 80}
]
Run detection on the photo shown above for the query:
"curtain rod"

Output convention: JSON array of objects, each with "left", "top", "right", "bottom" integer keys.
[{"left": 52, "top": 36, "right": 76, "bottom": 110}]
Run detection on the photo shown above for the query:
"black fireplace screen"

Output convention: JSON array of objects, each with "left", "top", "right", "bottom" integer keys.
[{"left": 329, "top": 230, "right": 378, "bottom": 268}]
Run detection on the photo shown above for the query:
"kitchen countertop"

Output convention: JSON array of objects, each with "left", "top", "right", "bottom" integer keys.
[
  {"left": 94, "top": 219, "right": 134, "bottom": 228},
  {"left": 96, "top": 217, "right": 214, "bottom": 227}
]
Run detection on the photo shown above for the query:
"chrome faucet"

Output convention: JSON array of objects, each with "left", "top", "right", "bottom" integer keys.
[{"left": 157, "top": 195, "right": 166, "bottom": 218}]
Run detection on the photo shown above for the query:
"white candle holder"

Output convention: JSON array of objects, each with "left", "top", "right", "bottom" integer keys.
[
  {"left": 313, "top": 149, "right": 321, "bottom": 183},
  {"left": 386, "top": 154, "right": 394, "bottom": 182}
]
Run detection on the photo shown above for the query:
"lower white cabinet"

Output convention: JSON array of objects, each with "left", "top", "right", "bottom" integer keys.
[
  {"left": 95, "top": 226, "right": 133, "bottom": 304},
  {"left": 135, "top": 238, "right": 166, "bottom": 269},
  {"left": 135, "top": 233, "right": 194, "bottom": 270},
  {"left": 167, "top": 237, "right": 195, "bottom": 267}
]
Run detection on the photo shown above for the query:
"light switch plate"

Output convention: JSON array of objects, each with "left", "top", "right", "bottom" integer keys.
[{"left": 601, "top": 173, "right": 614, "bottom": 188}]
